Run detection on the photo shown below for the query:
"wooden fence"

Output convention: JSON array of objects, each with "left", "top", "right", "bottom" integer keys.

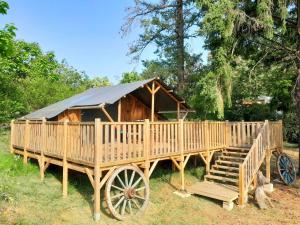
[{"left": 11, "top": 120, "right": 282, "bottom": 169}]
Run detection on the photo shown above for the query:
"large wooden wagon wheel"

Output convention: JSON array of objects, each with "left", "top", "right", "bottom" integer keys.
[
  {"left": 105, "top": 165, "right": 150, "bottom": 220},
  {"left": 277, "top": 153, "right": 296, "bottom": 185}
]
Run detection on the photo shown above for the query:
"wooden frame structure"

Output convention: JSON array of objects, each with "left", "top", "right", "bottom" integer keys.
[{"left": 10, "top": 119, "right": 283, "bottom": 220}]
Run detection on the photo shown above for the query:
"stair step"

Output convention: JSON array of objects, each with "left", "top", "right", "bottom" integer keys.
[
  {"left": 227, "top": 147, "right": 250, "bottom": 152},
  {"left": 210, "top": 169, "right": 239, "bottom": 177},
  {"left": 222, "top": 151, "right": 247, "bottom": 157},
  {"left": 218, "top": 156, "right": 244, "bottom": 161},
  {"left": 205, "top": 174, "right": 238, "bottom": 184},
  {"left": 216, "top": 160, "right": 241, "bottom": 166},
  {"left": 212, "top": 165, "right": 239, "bottom": 171}
]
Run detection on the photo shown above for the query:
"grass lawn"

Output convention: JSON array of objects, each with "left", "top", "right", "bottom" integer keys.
[{"left": 1, "top": 129, "right": 300, "bottom": 225}]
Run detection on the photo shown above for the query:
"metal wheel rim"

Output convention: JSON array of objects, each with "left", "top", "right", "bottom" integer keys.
[
  {"left": 277, "top": 153, "right": 296, "bottom": 185},
  {"left": 105, "top": 165, "right": 150, "bottom": 220}
]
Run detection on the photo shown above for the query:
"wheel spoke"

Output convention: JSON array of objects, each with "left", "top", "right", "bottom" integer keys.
[
  {"left": 124, "top": 169, "right": 128, "bottom": 187},
  {"left": 121, "top": 199, "right": 127, "bottom": 215},
  {"left": 128, "top": 200, "right": 132, "bottom": 214},
  {"left": 111, "top": 184, "right": 124, "bottom": 192},
  {"left": 131, "top": 198, "right": 141, "bottom": 209},
  {"left": 114, "top": 196, "right": 125, "bottom": 209},
  {"left": 117, "top": 174, "right": 126, "bottom": 188},
  {"left": 111, "top": 192, "right": 124, "bottom": 200},
  {"left": 135, "top": 186, "right": 146, "bottom": 192},
  {"left": 134, "top": 194, "right": 145, "bottom": 201},
  {"left": 132, "top": 177, "right": 142, "bottom": 189},
  {"left": 129, "top": 171, "right": 136, "bottom": 187}
]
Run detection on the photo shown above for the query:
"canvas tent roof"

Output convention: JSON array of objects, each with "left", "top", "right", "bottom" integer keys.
[{"left": 22, "top": 78, "right": 190, "bottom": 120}]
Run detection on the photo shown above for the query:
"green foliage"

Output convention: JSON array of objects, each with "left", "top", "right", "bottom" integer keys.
[
  {"left": 283, "top": 110, "right": 299, "bottom": 143},
  {"left": 120, "top": 71, "right": 141, "bottom": 83}
]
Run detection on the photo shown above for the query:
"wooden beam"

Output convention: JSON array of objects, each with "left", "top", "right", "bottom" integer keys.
[
  {"left": 151, "top": 82, "right": 155, "bottom": 122},
  {"left": 101, "top": 106, "right": 114, "bottom": 122},
  {"left": 145, "top": 84, "right": 152, "bottom": 94},
  {"left": 149, "top": 159, "right": 159, "bottom": 178},
  {"left": 99, "top": 166, "right": 116, "bottom": 189},
  {"left": 183, "top": 154, "right": 191, "bottom": 168},
  {"left": 94, "top": 118, "right": 102, "bottom": 221},
  {"left": 154, "top": 80, "right": 188, "bottom": 109},
  {"left": 199, "top": 152, "right": 208, "bottom": 165},
  {"left": 85, "top": 167, "right": 95, "bottom": 189},
  {"left": 170, "top": 157, "right": 181, "bottom": 170}
]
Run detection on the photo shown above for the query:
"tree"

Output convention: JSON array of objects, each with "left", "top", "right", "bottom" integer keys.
[
  {"left": 120, "top": 71, "right": 141, "bottom": 83},
  {"left": 122, "top": 0, "right": 201, "bottom": 93},
  {"left": 198, "top": 0, "right": 300, "bottom": 174}
]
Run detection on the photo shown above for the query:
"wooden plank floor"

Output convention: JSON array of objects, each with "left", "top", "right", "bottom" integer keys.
[{"left": 186, "top": 181, "right": 239, "bottom": 202}]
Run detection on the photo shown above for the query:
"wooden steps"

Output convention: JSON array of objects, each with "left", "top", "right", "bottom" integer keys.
[{"left": 205, "top": 146, "right": 251, "bottom": 187}]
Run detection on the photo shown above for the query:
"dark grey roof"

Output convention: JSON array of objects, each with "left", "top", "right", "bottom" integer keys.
[{"left": 22, "top": 78, "right": 189, "bottom": 120}]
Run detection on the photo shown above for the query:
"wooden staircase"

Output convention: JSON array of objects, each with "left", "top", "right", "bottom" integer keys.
[
  {"left": 205, "top": 147, "right": 250, "bottom": 187},
  {"left": 187, "top": 120, "right": 274, "bottom": 209}
]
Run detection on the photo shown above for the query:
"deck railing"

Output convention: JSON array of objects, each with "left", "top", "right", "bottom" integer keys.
[
  {"left": 238, "top": 120, "right": 282, "bottom": 205},
  {"left": 11, "top": 119, "right": 282, "bottom": 169}
]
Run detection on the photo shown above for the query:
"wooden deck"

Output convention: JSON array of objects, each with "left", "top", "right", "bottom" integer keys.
[{"left": 10, "top": 119, "right": 283, "bottom": 220}]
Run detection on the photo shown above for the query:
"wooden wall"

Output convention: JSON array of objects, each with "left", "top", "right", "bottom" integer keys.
[
  {"left": 58, "top": 109, "right": 81, "bottom": 122},
  {"left": 121, "top": 95, "right": 158, "bottom": 121}
]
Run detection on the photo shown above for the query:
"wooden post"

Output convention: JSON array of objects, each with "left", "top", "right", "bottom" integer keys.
[
  {"left": 63, "top": 121, "right": 68, "bottom": 197},
  {"left": 204, "top": 120, "right": 210, "bottom": 174},
  {"left": 266, "top": 148, "right": 271, "bottom": 181},
  {"left": 118, "top": 99, "right": 121, "bottom": 122},
  {"left": 238, "top": 164, "right": 245, "bottom": 206},
  {"left": 279, "top": 120, "right": 283, "bottom": 151},
  {"left": 144, "top": 119, "right": 150, "bottom": 180},
  {"left": 151, "top": 82, "right": 155, "bottom": 122},
  {"left": 225, "top": 120, "right": 229, "bottom": 147},
  {"left": 10, "top": 120, "right": 15, "bottom": 154},
  {"left": 94, "top": 118, "right": 102, "bottom": 221},
  {"left": 179, "top": 119, "right": 185, "bottom": 191},
  {"left": 23, "top": 120, "right": 29, "bottom": 164},
  {"left": 40, "top": 118, "right": 46, "bottom": 181}
]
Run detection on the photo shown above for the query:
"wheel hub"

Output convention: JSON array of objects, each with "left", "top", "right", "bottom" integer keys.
[{"left": 124, "top": 188, "right": 136, "bottom": 199}]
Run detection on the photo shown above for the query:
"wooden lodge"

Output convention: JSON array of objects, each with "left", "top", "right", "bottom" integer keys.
[{"left": 10, "top": 78, "right": 283, "bottom": 221}]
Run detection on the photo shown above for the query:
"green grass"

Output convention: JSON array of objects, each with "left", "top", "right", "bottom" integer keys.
[{"left": 1, "top": 129, "right": 299, "bottom": 225}]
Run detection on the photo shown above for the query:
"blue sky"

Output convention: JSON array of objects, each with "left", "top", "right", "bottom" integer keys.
[{"left": 0, "top": 0, "right": 205, "bottom": 83}]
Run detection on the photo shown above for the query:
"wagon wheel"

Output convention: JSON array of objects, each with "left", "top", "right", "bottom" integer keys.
[
  {"left": 105, "top": 165, "right": 150, "bottom": 220},
  {"left": 277, "top": 153, "right": 296, "bottom": 185}
]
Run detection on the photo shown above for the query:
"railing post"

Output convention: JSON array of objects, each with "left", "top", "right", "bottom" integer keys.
[
  {"left": 279, "top": 120, "right": 283, "bottom": 151},
  {"left": 10, "top": 120, "right": 15, "bottom": 154},
  {"left": 40, "top": 118, "right": 46, "bottom": 181},
  {"left": 225, "top": 120, "right": 229, "bottom": 148},
  {"left": 238, "top": 164, "right": 245, "bottom": 206},
  {"left": 204, "top": 120, "right": 210, "bottom": 174},
  {"left": 63, "top": 120, "right": 68, "bottom": 197},
  {"left": 23, "top": 120, "right": 30, "bottom": 164},
  {"left": 94, "top": 118, "right": 102, "bottom": 221},
  {"left": 144, "top": 119, "right": 150, "bottom": 180},
  {"left": 265, "top": 120, "right": 270, "bottom": 149},
  {"left": 179, "top": 119, "right": 185, "bottom": 191}
]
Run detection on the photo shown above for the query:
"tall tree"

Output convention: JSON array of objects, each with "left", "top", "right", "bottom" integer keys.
[
  {"left": 199, "top": 0, "right": 300, "bottom": 174},
  {"left": 122, "top": 0, "right": 201, "bottom": 93}
]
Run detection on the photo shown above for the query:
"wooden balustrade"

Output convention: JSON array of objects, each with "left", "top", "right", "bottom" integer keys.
[
  {"left": 10, "top": 120, "right": 283, "bottom": 170},
  {"left": 238, "top": 120, "right": 270, "bottom": 205},
  {"left": 227, "top": 121, "right": 263, "bottom": 147}
]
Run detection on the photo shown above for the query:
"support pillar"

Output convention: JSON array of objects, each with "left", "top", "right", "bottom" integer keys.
[
  {"left": 179, "top": 119, "right": 185, "bottom": 191},
  {"left": 23, "top": 120, "right": 29, "bottom": 164},
  {"left": 63, "top": 121, "right": 68, "bottom": 197},
  {"left": 94, "top": 118, "right": 102, "bottom": 221},
  {"left": 266, "top": 148, "right": 272, "bottom": 182},
  {"left": 144, "top": 119, "right": 150, "bottom": 181},
  {"left": 40, "top": 118, "right": 46, "bottom": 181}
]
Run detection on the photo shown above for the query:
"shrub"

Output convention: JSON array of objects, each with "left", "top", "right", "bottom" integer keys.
[{"left": 283, "top": 111, "right": 299, "bottom": 143}]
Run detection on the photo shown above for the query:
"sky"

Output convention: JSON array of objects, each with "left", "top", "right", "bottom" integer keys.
[{"left": 0, "top": 0, "right": 206, "bottom": 84}]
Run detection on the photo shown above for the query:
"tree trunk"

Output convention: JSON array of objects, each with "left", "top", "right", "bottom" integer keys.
[
  {"left": 175, "top": 0, "right": 185, "bottom": 93},
  {"left": 295, "top": 0, "right": 300, "bottom": 175}
]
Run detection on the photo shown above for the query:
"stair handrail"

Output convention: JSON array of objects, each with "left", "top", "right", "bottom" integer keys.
[{"left": 238, "top": 120, "right": 269, "bottom": 205}]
